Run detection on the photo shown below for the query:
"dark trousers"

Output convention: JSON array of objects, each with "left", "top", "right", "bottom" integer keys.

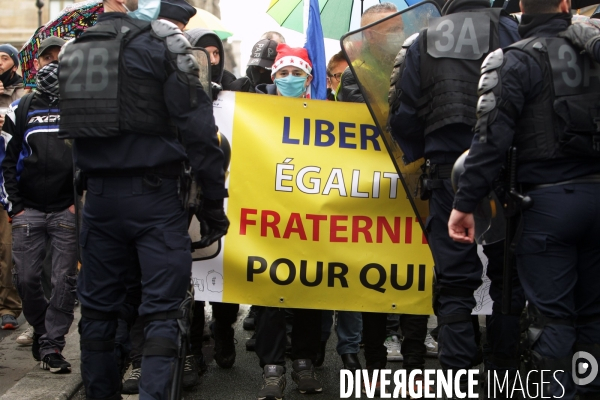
[
  {"left": 362, "top": 311, "right": 389, "bottom": 368},
  {"left": 78, "top": 177, "right": 191, "bottom": 400},
  {"left": 516, "top": 184, "right": 600, "bottom": 397},
  {"left": 483, "top": 241, "right": 525, "bottom": 371},
  {"left": 189, "top": 300, "right": 239, "bottom": 355},
  {"left": 428, "top": 180, "right": 482, "bottom": 370},
  {"left": 255, "top": 307, "right": 321, "bottom": 368},
  {"left": 386, "top": 313, "right": 428, "bottom": 372}
]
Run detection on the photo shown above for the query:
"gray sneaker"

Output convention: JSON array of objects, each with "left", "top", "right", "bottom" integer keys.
[
  {"left": 384, "top": 335, "right": 403, "bottom": 361},
  {"left": 122, "top": 365, "right": 141, "bottom": 394},
  {"left": 291, "top": 359, "right": 322, "bottom": 394},
  {"left": 1, "top": 314, "right": 18, "bottom": 330},
  {"left": 257, "top": 364, "right": 286, "bottom": 400},
  {"left": 425, "top": 332, "right": 438, "bottom": 357}
]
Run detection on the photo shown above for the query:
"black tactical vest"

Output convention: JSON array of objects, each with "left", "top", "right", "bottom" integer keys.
[
  {"left": 418, "top": 8, "right": 502, "bottom": 135},
  {"left": 58, "top": 17, "right": 177, "bottom": 139},
  {"left": 508, "top": 37, "right": 600, "bottom": 161}
]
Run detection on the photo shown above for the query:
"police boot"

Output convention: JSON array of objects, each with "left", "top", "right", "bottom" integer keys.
[{"left": 213, "top": 321, "right": 236, "bottom": 369}]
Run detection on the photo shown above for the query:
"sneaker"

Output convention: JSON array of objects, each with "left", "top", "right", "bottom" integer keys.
[
  {"left": 32, "top": 333, "right": 42, "bottom": 361},
  {"left": 291, "top": 359, "right": 322, "bottom": 394},
  {"left": 257, "top": 364, "right": 286, "bottom": 400},
  {"left": 122, "top": 365, "right": 141, "bottom": 394},
  {"left": 182, "top": 354, "right": 199, "bottom": 389},
  {"left": 214, "top": 323, "right": 236, "bottom": 368},
  {"left": 384, "top": 335, "right": 403, "bottom": 361},
  {"left": 40, "top": 352, "right": 71, "bottom": 373},
  {"left": 425, "top": 332, "right": 438, "bottom": 357},
  {"left": 244, "top": 306, "right": 257, "bottom": 331},
  {"left": 246, "top": 332, "right": 257, "bottom": 351},
  {"left": 1, "top": 314, "right": 18, "bottom": 330},
  {"left": 16, "top": 326, "right": 34, "bottom": 346}
]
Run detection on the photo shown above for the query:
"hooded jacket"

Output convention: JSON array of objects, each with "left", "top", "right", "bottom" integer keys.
[{"left": 185, "top": 29, "right": 236, "bottom": 89}]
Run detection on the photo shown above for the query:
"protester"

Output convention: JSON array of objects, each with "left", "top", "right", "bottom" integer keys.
[
  {"left": 0, "top": 43, "right": 24, "bottom": 331},
  {"left": 1, "top": 36, "right": 76, "bottom": 374},
  {"left": 229, "top": 38, "right": 279, "bottom": 93},
  {"left": 254, "top": 43, "right": 323, "bottom": 399},
  {"left": 325, "top": 51, "right": 347, "bottom": 101},
  {"left": 185, "top": 28, "right": 240, "bottom": 375},
  {"left": 449, "top": 0, "right": 600, "bottom": 396}
]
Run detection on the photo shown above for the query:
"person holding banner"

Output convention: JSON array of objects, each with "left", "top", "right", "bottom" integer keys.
[
  {"left": 389, "top": 0, "right": 524, "bottom": 396},
  {"left": 254, "top": 44, "right": 323, "bottom": 399}
]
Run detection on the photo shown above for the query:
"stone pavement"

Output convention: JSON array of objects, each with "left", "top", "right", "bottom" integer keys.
[{"left": 1, "top": 304, "right": 455, "bottom": 400}]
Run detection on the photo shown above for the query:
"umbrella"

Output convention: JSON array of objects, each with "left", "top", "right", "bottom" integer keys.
[
  {"left": 186, "top": 8, "right": 233, "bottom": 40},
  {"left": 495, "top": 0, "right": 600, "bottom": 13},
  {"left": 267, "top": 0, "right": 425, "bottom": 40},
  {"left": 19, "top": 0, "right": 103, "bottom": 87}
]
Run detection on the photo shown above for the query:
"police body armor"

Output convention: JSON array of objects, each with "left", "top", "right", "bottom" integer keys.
[
  {"left": 508, "top": 37, "right": 600, "bottom": 161},
  {"left": 417, "top": 8, "right": 502, "bottom": 135},
  {"left": 59, "top": 18, "right": 200, "bottom": 139}
]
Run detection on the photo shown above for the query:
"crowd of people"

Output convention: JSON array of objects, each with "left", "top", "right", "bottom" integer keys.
[{"left": 1, "top": 0, "right": 600, "bottom": 399}]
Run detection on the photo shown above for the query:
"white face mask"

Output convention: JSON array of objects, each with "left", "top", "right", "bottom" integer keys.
[{"left": 123, "top": 0, "right": 161, "bottom": 22}]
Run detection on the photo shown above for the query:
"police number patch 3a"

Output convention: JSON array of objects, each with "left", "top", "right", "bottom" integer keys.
[
  {"left": 545, "top": 39, "right": 600, "bottom": 96},
  {"left": 427, "top": 12, "right": 490, "bottom": 60}
]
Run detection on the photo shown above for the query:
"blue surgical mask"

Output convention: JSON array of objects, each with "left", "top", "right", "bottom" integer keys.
[
  {"left": 125, "top": 0, "right": 160, "bottom": 21},
  {"left": 274, "top": 75, "right": 308, "bottom": 98}
]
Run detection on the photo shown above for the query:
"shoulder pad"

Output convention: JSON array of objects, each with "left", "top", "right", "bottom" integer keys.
[
  {"left": 166, "top": 33, "right": 192, "bottom": 54},
  {"left": 481, "top": 48, "right": 504, "bottom": 74},
  {"left": 476, "top": 91, "right": 496, "bottom": 119},
  {"left": 478, "top": 70, "right": 499, "bottom": 96},
  {"left": 403, "top": 33, "right": 419, "bottom": 49},
  {"left": 177, "top": 53, "right": 199, "bottom": 75},
  {"left": 151, "top": 19, "right": 181, "bottom": 37}
]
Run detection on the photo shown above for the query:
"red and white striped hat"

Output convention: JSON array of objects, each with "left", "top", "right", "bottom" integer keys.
[{"left": 271, "top": 44, "right": 313, "bottom": 77}]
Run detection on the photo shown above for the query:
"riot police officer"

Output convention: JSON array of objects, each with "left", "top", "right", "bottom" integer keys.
[
  {"left": 58, "top": 0, "right": 229, "bottom": 399},
  {"left": 449, "top": 0, "right": 600, "bottom": 398},
  {"left": 388, "top": 0, "right": 524, "bottom": 394}
]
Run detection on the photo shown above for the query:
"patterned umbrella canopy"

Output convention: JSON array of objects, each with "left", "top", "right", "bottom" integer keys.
[
  {"left": 19, "top": 0, "right": 103, "bottom": 87},
  {"left": 267, "top": 0, "right": 425, "bottom": 40}
]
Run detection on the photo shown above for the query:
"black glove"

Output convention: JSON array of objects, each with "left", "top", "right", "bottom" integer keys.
[
  {"left": 196, "top": 198, "right": 230, "bottom": 248},
  {"left": 211, "top": 82, "right": 222, "bottom": 102},
  {"left": 558, "top": 23, "right": 600, "bottom": 53}
]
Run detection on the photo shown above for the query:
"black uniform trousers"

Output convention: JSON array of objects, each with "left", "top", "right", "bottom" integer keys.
[
  {"left": 483, "top": 241, "right": 525, "bottom": 373},
  {"left": 78, "top": 176, "right": 191, "bottom": 400},
  {"left": 427, "top": 180, "right": 483, "bottom": 370},
  {"left": 516, "top": 183, "right": 600, "bottom": 398}
]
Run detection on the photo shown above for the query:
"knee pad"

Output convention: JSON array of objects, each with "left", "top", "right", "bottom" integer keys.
[{"left": 79, "top": 307, "right": 119, "bottom": 352}]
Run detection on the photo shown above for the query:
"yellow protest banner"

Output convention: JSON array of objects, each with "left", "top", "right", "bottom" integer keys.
[{"left": 192, "top": 92, "right": 434, "bottom": 314}]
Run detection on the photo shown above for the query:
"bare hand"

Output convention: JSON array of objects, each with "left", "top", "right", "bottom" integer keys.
[
  {"left": 448, "top": 209, "right": 475, "bottom": 244},
  {"left": 14, "top": 210, "right": 24, "bottom": 217},
  {"left": 0, "top": 81, "right": 4, "bottom": 96},
  {"left": 0, "top": 114, "right": 4, "bottom": 127},
  {"left": 68, "top": 204, "right": 75, "bottom": 214}
]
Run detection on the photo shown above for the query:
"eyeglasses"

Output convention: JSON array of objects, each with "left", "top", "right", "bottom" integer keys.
[{"left": 328, "top": 72, "right": 343, "bottom": 81}]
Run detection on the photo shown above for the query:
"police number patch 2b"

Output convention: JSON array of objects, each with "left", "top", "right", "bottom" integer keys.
[{"left": 427, "top": 13, "right": 490, "bottom": 60}]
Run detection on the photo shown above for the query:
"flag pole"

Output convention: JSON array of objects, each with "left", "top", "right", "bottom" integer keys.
[{"left": 361, "top": 0, "right": 364, "bottom": 15}]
